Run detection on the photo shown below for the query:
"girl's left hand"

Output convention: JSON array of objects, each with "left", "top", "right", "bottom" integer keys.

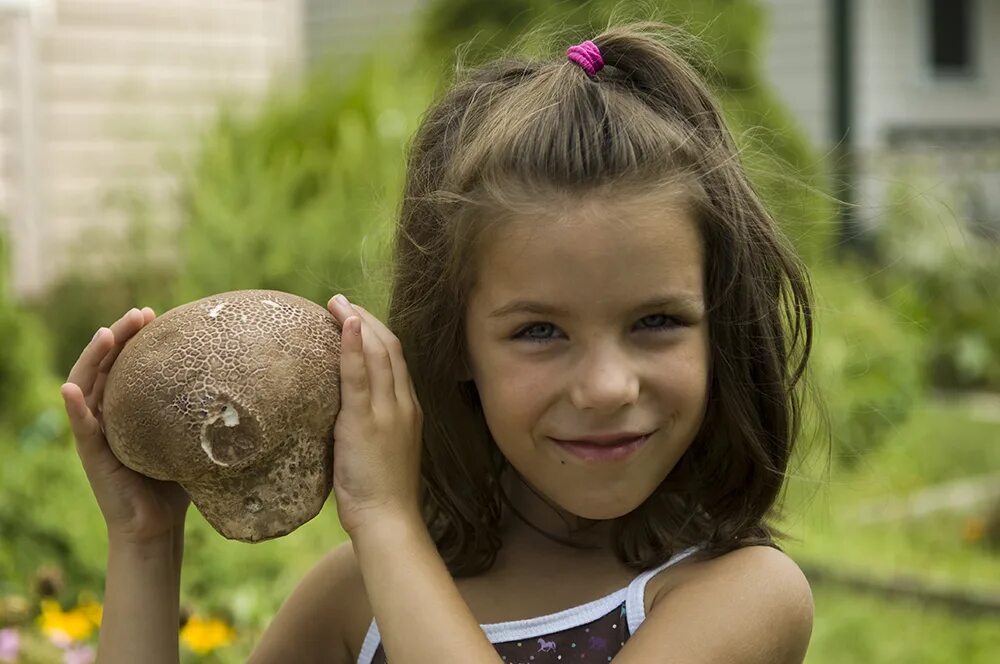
[{"left": 326, "top": 294, "right": 424, "bottom": 537}]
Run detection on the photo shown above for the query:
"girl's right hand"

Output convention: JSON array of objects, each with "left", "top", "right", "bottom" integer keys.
[{"left": 61, "top": 307, "right": 191, "bottom": 547}]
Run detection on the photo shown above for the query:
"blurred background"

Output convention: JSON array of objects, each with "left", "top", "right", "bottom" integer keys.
[{"left": 0, "top": 0, "right": 997, "bottom": 662}]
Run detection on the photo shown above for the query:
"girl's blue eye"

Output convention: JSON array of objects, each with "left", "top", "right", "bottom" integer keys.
[{"left": 512, "top": 314, "right": 686, "bottom": 344}]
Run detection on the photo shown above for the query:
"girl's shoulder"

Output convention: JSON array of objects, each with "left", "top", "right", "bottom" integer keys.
[
  {"left": 650, "top": 545, "right": 812, "bottom": 624},
  {"left": 649, "top": 544, "right": 810, "bottom": 612},
  {"left": 642, "top": 545, "right": 814, "bottom": 661}
]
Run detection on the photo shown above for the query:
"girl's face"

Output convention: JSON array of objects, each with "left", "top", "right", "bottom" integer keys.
[{"left": 464, "top": 194, "right": 710, "bottom": 521}]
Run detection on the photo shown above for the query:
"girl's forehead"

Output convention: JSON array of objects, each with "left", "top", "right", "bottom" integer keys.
[
  {"left": 470, "top": 203, "right": 704, "bottom": 307},
  {"left": 482, "top": 197, "right": 701, "bottom": 263}
]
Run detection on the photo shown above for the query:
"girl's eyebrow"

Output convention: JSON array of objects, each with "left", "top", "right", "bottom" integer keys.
[{"left": 488, "top": 293, "right": 705, "bottom": 319}]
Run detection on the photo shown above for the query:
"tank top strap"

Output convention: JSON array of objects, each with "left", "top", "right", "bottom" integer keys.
[{"left": 624, "top": 544, "right": 705, "bottom": 635}]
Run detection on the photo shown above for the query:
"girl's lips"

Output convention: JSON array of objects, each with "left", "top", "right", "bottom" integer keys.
[{"left": 551, "top": 433, "right": 652, "bottom": 463}]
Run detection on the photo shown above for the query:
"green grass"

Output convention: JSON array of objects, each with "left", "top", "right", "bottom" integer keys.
[
  {"left": 781, "top": 396, "right": 1000, "bottom": 589},
  {"left": 776, "top": 395, "right": 1000, "bottom": 663},
  {"left": 806, "top": 583, "right": 1000, "bottom": 663}
]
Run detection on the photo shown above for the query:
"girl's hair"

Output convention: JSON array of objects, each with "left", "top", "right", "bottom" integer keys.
[{"left": 387, "top": 21, "right": 815, "bottom": 576}]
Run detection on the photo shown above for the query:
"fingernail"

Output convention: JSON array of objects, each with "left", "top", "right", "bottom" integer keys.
[
  {"left": 334, "top": 294, "right": 349, "bottom": 308},
  {"left": 93, "top": 328, "right": 105, "bottom": 341}
]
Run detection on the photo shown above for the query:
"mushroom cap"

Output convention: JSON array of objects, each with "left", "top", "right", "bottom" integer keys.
[{"left": 101, "top": 289, "right": 342, "bottom": 542}]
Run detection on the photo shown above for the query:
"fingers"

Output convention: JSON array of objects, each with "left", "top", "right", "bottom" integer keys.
[
  {"left": 60, "top": 381, "right": 104, "bottom": 456},
  {"left": 91, "top": 307, "right": 156, "bottom": 416},
  {"left": 355, "top": 309, "right": 394, "bottom": 410},
  {"left": 61, "top": 380, "right": 128, "bottom": 492},
  {"left": 337, "top": 315, "right": 370, "bottom": 414},
  {"left": 65, "top": 307, "right": 155, "bottom": 419},
  {"left": 97, "top": 307, "right": 155, "bottom": 373},
  {"left": 327, "top": 297, "right": 412, "bottom": 413},
  {"left": 66, "top": 326, "right": 115, "bottom": 401},
  {"left": 349, "top": 305, "right": 405, "bottom": 406}
]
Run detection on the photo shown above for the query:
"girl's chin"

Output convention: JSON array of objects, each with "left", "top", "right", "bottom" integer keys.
[{"left": 555, "top": 494, "right": 642, "bottom": 522}]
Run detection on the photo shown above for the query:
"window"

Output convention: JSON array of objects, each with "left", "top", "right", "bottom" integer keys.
[{"left": 928, "top": 0, "right": 975, "bottom": 77}]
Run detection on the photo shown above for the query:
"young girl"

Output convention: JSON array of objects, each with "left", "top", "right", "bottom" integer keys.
[{"left": 60, "top": 22, "right": 816, "bottom": 664}]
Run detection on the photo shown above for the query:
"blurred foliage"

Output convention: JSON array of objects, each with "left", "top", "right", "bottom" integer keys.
[
  {"left": 167, "top": 55, "right": 432, "bottom": 310},
  {"left": 22, "top": 206, "right": 180, "bottom": 382},
  {"left": 3, "top": 43, "right": 432, "bottom": 662},
  {"left": 805, "top": 583, "right": 1000, "bottom": 663},
  {"left": 0, "top": 232, "right": 59, "bottom": 440},
  {"left": 806, "top": 262, "right": 928, "bottom": 468},
  {"left": 867, "top": 180, "right": 1000, "bottom": 391},
  {"left": 785, "top": 406, "right": 1000, "bottom": 586}
]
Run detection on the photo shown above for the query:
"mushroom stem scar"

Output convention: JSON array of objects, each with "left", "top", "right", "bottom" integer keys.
[{"left": 200, "top": 404, "right": 240, "bottom": 466}]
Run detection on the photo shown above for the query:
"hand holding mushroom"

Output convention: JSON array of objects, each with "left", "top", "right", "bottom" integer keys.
[
  {"left": 324, "top": 294, "right": 424, "bottom": 537},
  {"left": 61, "top": 307, "right": 192, "bottom": 547}
]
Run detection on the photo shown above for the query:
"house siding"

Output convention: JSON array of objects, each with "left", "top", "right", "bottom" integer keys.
[
  {"left": 759, "top": 0, "right": 831, "bottom": 150},
  {"left": 4, "top": 0, "right": 302, "bottom": 299},
  {"left": 304, "top": 0, "right": 425, "bottom": 69},
  {"left": 856, "top": 0, "right": 1000, "bottom": 149},
  {"left": 854, "top": 0, "right": 1000, "bottom": 226}
]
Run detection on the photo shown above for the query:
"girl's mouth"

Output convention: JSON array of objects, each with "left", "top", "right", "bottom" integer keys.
[{"left": 550, "top": 432, "right": 652, "bottom": 463}]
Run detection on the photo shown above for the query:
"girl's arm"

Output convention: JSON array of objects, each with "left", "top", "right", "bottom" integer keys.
[
  {"left": 247, "top": 542, "right": 358, "bottom": 664},
  {"left": 98, "top": 534, "right": 183, "bottom": 664},
  {"left": 322, "top": 297, "right": 497, "bottom": 661},
  {"left": 613, "top": 545, "right": 814, "bottom": 663},
  {"left": 352, "top": 508, "right": 503, "bottom": 664}
]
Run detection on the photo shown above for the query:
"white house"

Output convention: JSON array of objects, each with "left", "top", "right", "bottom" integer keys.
[
  {"left": 761, "top": 0, "right": 1000, "bottom": 238},
  {"left": 0, "top": 0, "right": 303, "bottom": 300}
]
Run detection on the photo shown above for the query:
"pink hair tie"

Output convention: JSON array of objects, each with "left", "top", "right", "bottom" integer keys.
[{"left": 566, "top": 39, "right": 604, "bottom": 77}]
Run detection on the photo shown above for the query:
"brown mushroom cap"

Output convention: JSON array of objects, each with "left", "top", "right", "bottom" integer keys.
[{"left": 101, "top": 289, "right": 342, "bottom": 542}]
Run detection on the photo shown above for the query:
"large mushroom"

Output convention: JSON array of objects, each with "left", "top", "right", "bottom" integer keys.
[{"left": 100, "top": 289, "right": 342, "bottom": 542}]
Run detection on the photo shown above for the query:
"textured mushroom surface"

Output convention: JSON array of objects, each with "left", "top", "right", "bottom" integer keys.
[{"left": 101, "top": 290, "right": 342, "bottom": 542}]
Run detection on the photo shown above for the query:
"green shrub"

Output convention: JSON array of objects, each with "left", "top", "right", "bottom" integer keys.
[
  {"left": 807, "top": 261, "right": 928, "bottom": 468},
  {"left": 0, "top": 441, "right": 105, "bottom": 598},
  {"left": 5, "top": 45, "right": 437, "bottom": 649},
  {"left": 870, "top": 180, "right": 1000, "bottom": 390},
  {"left": 168, "top": 55, "right": 436, "bottom": 314},
  {"left": 0, "top": 232, "right": 60, "bottom": 442}
]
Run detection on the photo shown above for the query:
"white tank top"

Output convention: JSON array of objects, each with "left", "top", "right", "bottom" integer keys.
[{"left": 356, "top": 543, "right": 704, "bottom": 663}]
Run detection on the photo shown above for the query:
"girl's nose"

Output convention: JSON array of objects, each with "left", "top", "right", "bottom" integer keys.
[{"left": 568, "top": 354, "right": 640, "bottom": 412}]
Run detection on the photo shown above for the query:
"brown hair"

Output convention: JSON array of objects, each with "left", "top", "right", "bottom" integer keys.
[{"left": 386, "top": 21, "right": 817, "bottom": 576}]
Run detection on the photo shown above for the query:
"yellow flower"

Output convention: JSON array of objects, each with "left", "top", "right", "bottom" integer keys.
[
  {"left": 75, "top": 598, "right": 103, "bottom": 628},
  {"left": 180, "top": 615, "right": 236, "bottom": 655},
  {"left": 37, "top": 599, "right": 97, "bottom": 643}
]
